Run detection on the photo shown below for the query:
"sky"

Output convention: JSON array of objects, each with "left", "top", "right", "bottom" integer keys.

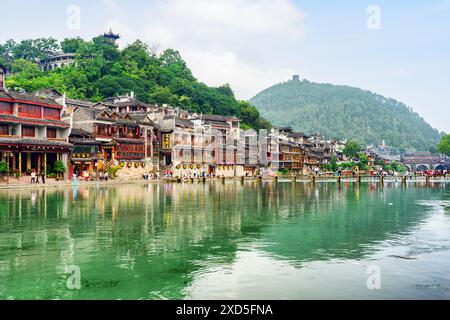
[{"left": 1, "top": 0, "right": 449, "bottom": 132}]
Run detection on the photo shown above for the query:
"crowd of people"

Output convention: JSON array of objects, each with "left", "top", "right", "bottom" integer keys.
[
  {"left": 160, "top": 170, "right": 211, "bottom": 181},
  {"left": 23, "top": 166, "right": 450, "bottom": 184}
]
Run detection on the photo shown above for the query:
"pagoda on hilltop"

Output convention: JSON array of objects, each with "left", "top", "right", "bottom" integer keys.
[{"left": 103, "top": 28, "right": 120, "bottom": 45}]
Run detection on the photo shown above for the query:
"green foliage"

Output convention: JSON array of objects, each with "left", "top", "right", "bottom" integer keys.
[
  {"left": 340, "top": 162, "right": 356, "bottom": 170},
  {"left": 0, "top": 161, "right": 8, "bottom": 175},
  {"left": 52, "top": 161, "right": 66, "bottom": 175},
  {"left": 278, "top": 168, "right": 289, "bottom": 175},
  {"left": 251, "top": 79, "right": 441, "bottom": 151},
  {"left": 357, "top": 152, "right": 369, "bottom": 171},
  {"left": 330, "top": 155, "right": 338, "bottom": 172},
  {"left": 0, "top": 38, "right": 59, "bottom": 65},
  {"left": 438, "top": 134, "right": 450, "bottom": 156},
  {"left": 343, "top": 140, "right": 361, "bottom": 159},
  {"left": 61, "top": 37, "right": 85, "bottom": 53},
  {"left": 10, "top": 59, "right": 43, "bottom": 80},
  {"left": 107, "top": 165, "right": 122, "bottom": 178},
  {"left": 1, "top": 36, "right": 269, "bottom": 130},
  {"left": 384, "top": 161, "right": 407, "bottom": 173}
]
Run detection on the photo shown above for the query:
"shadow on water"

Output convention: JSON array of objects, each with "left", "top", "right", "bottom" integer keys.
[{"left": 0, "top": 181, "right": 448, "bottom": 299}]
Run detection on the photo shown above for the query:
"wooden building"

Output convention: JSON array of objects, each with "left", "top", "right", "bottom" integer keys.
[{"left": 0, "top": 64, "right": 72, "bottom": 178}]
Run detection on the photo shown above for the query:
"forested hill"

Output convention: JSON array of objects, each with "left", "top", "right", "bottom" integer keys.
[
  {"left": 0, "top": 36, "right": 270, "bottom": 130},
  {"left": 250, "top": 78, "right": 441, "bottom": 151}
]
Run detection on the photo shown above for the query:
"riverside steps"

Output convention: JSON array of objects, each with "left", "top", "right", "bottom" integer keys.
[
  {"left": 156, "top": 174, "right": 450, "bottom": 186},
  {"left": 2, "top": 175, "right": 448, "bottom": 190}
]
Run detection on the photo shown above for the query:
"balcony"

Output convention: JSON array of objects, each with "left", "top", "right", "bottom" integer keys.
[
  {"left": 94, "top": 132, "right": 113, "bottom": 139},
  {"left": 47, "top": 138, "right": 67, "bottom": 142}
]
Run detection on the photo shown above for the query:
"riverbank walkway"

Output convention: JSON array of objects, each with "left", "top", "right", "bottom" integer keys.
[{"left": 1, "top": 174, "right": 449, "bottom": 190}]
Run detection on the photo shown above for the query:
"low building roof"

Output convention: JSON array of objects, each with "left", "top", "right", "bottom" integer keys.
[
  {"left": 70, "top": 128, "right": 93, "bottom": 137},
  {"left": 0, "top": 114, "right": 70, "bottom": 128},
  {"left": 1, "top": 90, "right": 62, "bottom": 108},
  {"left": 196, "top": 114, "right": 240, "bottom": 122},
  {"left": 69, "top": 138, "right": 100, "bottom": 145},
  {"left": 288, "top": 132, "right": 309, "bottom": 139},
  {"left": 0, "top": 137, "right": 72, "bottom": 148}
]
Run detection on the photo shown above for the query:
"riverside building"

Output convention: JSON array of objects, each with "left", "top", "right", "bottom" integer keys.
[{"left": 0, "top": 64, "right": 72, "bottom": 179}]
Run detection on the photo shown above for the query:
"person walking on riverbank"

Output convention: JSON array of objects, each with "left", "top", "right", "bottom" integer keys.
[
  {"left": 31, "top": 170, "right": 36, "bottom": 184},
  {"left": 41, "top": 169, "right": 46, "bottom": 184},
  {"left": 314, "top": 167, "right": 320, "bottom": 176}
]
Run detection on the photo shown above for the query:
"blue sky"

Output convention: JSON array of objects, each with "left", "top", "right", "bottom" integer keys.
[{"left": 1, "top": 0, "right": 449, "bottom": 132}]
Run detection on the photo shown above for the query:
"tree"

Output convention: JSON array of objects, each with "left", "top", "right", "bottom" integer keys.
[
  {"left": 256, "top": 117, "right": 272, "bottom": 131},
  {"left": 0, "top": 161, "right": 8, "bottom": 175},
  {"left": 12, "top": 38, "right": 59, "bottom": 61},
  {"left": 11, "top": 59, "right": 43, "bottom": 78},
  {"left": 250, "top": 78, "right": 441, "bottom": 151},
  {"left": 438, "top": 134, "right": 450, "bottom": 156},
  {"left": 0, "top": 39, "right": 17, "bottom": 69},
  {"left": 343, "top": 140, "right": 361, "bottom": 159},
  {"left": 217, "top": 84, "right": 235, "bottom": 97},
  {"left": 149, "top": 87, "right": 178, "bottom": 105},
  {"left": 238, "top": 101, "right": 260, "bottom": 129},
  {"left": 330, "top": 155, "right": 338, "bottom": 172},
  {"left": 53, "top": 161, "right": 66, "bottom": 179},
  {"left": 1, "top": 34, "right": 272, "bottom": 130},
  {"left": 61, "top": 37, "right": 85, "bottom": 53},
  {"left": 357, "top": 153, "right": 369, "bottom": 171}
]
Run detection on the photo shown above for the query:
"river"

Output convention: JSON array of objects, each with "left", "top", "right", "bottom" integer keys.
[{"left": 0, "top": 181, "right": 449, "bottom": 299}]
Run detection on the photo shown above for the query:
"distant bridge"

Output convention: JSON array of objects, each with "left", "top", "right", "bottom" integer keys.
[{"left": 403, "top": 163, "right": 448, "bottom": 172}]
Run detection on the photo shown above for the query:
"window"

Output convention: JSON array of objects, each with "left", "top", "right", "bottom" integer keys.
[
  {"left": 19, "top": 104, "right": 41, "bottom": 118},
  {"left": 0, "top": 124, "right": 8, "bottom": 135},
  {"left": 117, "top": 144, "right": 145, "bottom": 159},
  {"left": 22, "top": 126, "right": 35, "bottom": 137},
  {"left": 43, "top": 107, "right": 60, "bottom": 120},
  {"left": 47, "top": 128, "right": 57, "bottom": 138},
  {"left": 0, "top": 102, "right": 12, "bottom": 114}
]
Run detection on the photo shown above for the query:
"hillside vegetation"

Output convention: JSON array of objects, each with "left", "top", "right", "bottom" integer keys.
[
  {"left": 250, "top": 79, "right": 440, "bottom": 151},
  {"left": 0, "top": 36, "right": 271, "bottom": 130}
]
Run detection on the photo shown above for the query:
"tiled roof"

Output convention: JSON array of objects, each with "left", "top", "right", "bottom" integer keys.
[
  {"left": 69, "top": 138, "right": 99, "bottom": 145},
  {"left": 0, "top": 114, "right": 70, "bottom": 128},
  {"left": 174, "top": 117, "right": 194, "bottom": 128},
  {"left": 3, "top": 90, "right": 61, "bottom": 106},
  {"left": 70, "top": 128, "right": 93, "bottom": 137},
  {"left": 288, "top": 132, "right": 309, "bottom": 138},
  {"left": 113, "top": 99, "right": 152, "bottom": 108},
  {"left": 200, "top": 114, "right": 239, "bottom": 122},
  {"left": 0, "top": 137, "right": 72, "bottom": 148},
  {"left": 66, "top": 98, "right": 95, "bottom": 108}
]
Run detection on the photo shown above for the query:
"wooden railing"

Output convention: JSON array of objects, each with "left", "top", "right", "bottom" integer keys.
[
  {"left": 47, "top": 138, "right": 67, "bottom": 142},
  {"left": 0, "top": 134, "right": 20, "bottom": 139}
]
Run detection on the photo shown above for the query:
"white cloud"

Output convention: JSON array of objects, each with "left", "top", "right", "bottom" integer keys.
[{"left": 109, "top": 0, "right": 306, "bottom": 99}]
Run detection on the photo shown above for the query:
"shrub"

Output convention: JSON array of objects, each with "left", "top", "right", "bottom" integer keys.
[
  {"left": 53, "top": 161, "right": 66, "bottom": 176},
  {"left": 0, "top": 161, "right": 8, "bottom": 175}
]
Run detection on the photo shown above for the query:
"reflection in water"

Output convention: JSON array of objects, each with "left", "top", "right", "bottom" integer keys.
[{"left": 0, "top": 182, "right": 449, "bottom": 299}]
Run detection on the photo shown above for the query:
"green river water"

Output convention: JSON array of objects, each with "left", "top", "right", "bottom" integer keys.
[{"left": 0, "top": 181, "right": 449, "bottom": 300}]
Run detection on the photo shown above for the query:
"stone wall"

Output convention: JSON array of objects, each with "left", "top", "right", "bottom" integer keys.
[
  {"left": 215, "top": 165, "right": 245, "bottom": 177},
  {"left": 115, "top": 161, "right": 158, "bottom": 180},
  {"left": 171, "top": 164, "right": 209, "bottom": 178}
]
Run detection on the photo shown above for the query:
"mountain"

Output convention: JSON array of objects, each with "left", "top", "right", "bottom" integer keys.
[{"left": 250, "top": 78, "right": 441, "bottom": 151}]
